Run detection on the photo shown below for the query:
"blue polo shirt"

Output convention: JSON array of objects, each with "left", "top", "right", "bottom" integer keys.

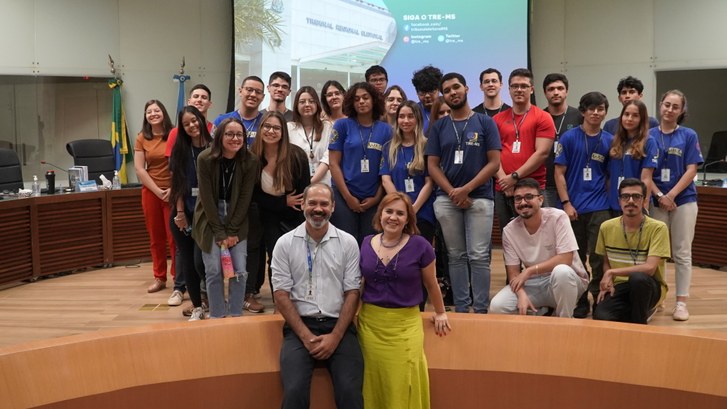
[
  {"left": 329, "top": 118, "right": 392, "bottom": 199},
  {"left": 380, "top": 143, "right": 435, "bottom": 225},
  {"left": 213, "top": 111, "right": 263, "bottom": 147},
  {"left": 554, "top": 126, "right": 613, "bottom": 213},
  {"left": 606, "top": 136, "right": 659, "bottom": 211},
  {"left": 424, "top": 112, "right": 501, "bottom": 199},
  {"left": 650, "top": 126, "right": 704, "bottom": 206}
]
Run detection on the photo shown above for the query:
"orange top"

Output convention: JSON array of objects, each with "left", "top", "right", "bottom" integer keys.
[{"left": 134, "top": 132, "right": 171, "bottom": 188}]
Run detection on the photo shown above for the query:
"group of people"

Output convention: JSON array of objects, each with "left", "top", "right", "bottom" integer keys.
[{"left": 131, "top": 64, "right": 703, "bottom": 408}]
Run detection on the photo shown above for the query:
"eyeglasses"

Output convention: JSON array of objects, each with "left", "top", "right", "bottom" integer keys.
[
  {"left": 269, "top": 83, "right": 290, "bottom": 90},
  {"left": 619, "top": 193, "right": 644, "bottom": 201},
  {"left": 325, "top": 91, "right": 342, "bottom": 98},
  {"left": 261, "top": 123, "right": 282, "bottom": 132},
  {"left": 661, "top": 102, "right": 682, "bottom": 112},
  {"left": 369, "top": 77, "right": 387, "bottom": 84},
  {"left": 513, "top": 193, "right": 542, "bottom": 203},
  {"left": 509, "top": 84, "right": 532, "bottom": 90},
  {"left": 416, "top": 89, "right": 438, "bottom": 97},
  {"left": 242, "top": 87, "right": 264, "bottom": 95},
  {"left": 586, "top": 106, "right": 607, "bottom": 114},
  {"left": 224, "top": 132, "right": 244, "bottom": 139}
]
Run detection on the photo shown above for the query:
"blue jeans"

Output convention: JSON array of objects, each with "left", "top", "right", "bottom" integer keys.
[
  {"left": 330, "top": 186, "right": 377, "bottom": 246},
  {"left": 201, "top": 201, "right": 248, "bottom": 318},
  {"left": 433, "top": 195, "right": 494, "bottom": 313}
]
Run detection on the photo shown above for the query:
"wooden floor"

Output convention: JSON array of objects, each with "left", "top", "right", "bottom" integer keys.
[{"left": 1, "top": 249, "right": 726, "bottom": 348}]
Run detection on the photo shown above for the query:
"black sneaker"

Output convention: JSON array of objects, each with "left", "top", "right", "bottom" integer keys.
[{"left": 573, "top": 292, "right": 590, "bottom": 318}]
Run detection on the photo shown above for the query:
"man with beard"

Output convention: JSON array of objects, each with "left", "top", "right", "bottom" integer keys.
[
  {"left": 425, "top": 72, "right": 501, "bottom": 313},
  {"left": 472, "top": 68, "right": 510, "bottom": 117},
  {"left": 412, "top": 65, "right": 443, "bottom": 132},
  {"left": 489, "top": 178, "right": 588, "bottom": 317},
  {"left": 493, "top": 68, "right": 555, "bottom": 231},
  {"left": 542, "top": 73, "right": 582, "bottom": 208},
  {"left": 271, "top": 183, "right": 364, "bottom": 409},
  {"left": 593, "top": 178, "right": 670, "bottom": 324},
  {"left": 261, "top": 71, "right": 294, "bottom": 121},
  {"left": 213, "top": 76, "right": 266, "bottom": 313}
]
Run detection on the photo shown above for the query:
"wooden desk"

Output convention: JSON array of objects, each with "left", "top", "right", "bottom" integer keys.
[
  {"left": 0, "top": 189, "right": 149, "bottom": 287},
  {"left": 694, "top": 186, "right": 727, "bottom": 267}
]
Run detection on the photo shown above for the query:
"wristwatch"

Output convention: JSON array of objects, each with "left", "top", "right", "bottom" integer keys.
[
  {"left": 511, "top": 171, "right": 520, "bottom": 180},
  {"left": 656, "top": 192, "right": 664, "bottom": 199}
]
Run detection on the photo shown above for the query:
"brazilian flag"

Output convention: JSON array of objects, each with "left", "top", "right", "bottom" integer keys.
[{"left": 109, "top": 78, "right": 132, "bottom": 184}]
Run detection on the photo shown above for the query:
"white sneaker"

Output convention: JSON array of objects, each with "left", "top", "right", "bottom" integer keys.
[
  {"left": 188, "top": 307, "right": 205, "bottom": 321},
  {"left": 168, "top": 290, "right": 183, "bottom": 306},
  {"left": 672, "top": 302, "right": 689, "bottom": 321}
]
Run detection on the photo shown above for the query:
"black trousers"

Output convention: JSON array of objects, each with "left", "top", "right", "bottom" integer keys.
[
  {"left": 593, "top": 272, "right": 661, "bottom": 324},
  {"left": 280, "top": 318, "right": 363, "bottom": 409},
  {"left": 170, "top": 208, "right": 205, "bottom": 307}
]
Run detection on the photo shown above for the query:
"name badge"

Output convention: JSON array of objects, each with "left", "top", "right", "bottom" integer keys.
[
  {"left": 360, "top": 159, "right": 370, "bottom": 173},
  {"left": 553, "top": 141, "right": 559, "bottom": 153},
  {"left": 512, "top": 141, "right": 521, "bottom": 153},
  {"left": 661, "top": 168, "right": 671, "bottom": 182},
  {"left": 309, "top": 162, "right": 316, "bottom": 176},
  {"left": 191, "top": 187, "right": 199, "bottom": 197},
  {"left": 454, "top": 150, "right": 463, "bottom": 164},
  {"left": 583, "top": 167, "right": 592, "bottom": 181},
  {"left": 405, "top": 178, "right": 415, "bottom": 193}
]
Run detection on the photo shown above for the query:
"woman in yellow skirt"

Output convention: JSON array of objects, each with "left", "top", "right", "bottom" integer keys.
[{"left": 358, "top": 192, "right": 451, "bottom": 409}]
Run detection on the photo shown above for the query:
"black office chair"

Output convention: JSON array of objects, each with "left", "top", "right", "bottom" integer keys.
[
  {"left": 0, "top": 148, "right": 24, "bottom": 193},
  {"left": 66, "top": 139, "right": 116, "bottom": 184}
]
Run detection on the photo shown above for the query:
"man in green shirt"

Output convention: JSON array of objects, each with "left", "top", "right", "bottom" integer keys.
[{"left": 593, "top": 178, "right": 670, "bottom": 324}]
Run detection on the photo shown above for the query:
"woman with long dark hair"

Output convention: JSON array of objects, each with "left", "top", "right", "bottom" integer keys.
[
  {"left": 607, "top": 99, "right": 659, "bottom": 213},
  {"left": 288, "top": 86, "right": 333, "bottom": 185},
  {"left": 328, "top": 81, "right": 392, "bottom": 244},
  {"left": 134, "top": 99, "right": 176, "bottom": 294},
  {"left": 321, "top": 80, "right": 346, "bottom": 122},
  {"left": 251, "top": 111, "right": 311, "bottom": 289},
  {"left": 192, "top": 118, "right": 259, "bottom": 318},
  {"left": 649, "top": 90, "right": 704, "bottom": 321},
  {"left": 169, "top": 106, "right": 212, "bottom": 320}
]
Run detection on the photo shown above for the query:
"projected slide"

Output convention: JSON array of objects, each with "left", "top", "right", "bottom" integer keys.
[{"left": 234, "top": 0, "right": 528, "bottom": 105}]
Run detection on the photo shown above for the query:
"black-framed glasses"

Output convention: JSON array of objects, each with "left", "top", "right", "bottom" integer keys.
[
  {"left": 242, "top": 86, "right": 263, "bottom": 95},
  {"left": 509, "top": 84, "right": 532, "bottom": 90},
  {"left": 619, "top": 193, "right": 644, "bottom": 201},
  {"left": 223, "top": 132, "right": 244, "bottom": 139},
  {"left": 513, "top": 194, "right": 542, "bottom": 203},
  {"left": 261, "top": 123, "right": 282, "bottom": 132}
]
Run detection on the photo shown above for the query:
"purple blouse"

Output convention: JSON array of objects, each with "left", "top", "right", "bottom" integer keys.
[{"left": 360, "top": 234, "right": 436, "bottom": 308}]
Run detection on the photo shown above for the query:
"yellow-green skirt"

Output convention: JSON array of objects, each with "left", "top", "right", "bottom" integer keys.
[{"left": 358, "top": 303, "right": 430, "bottom": 409}]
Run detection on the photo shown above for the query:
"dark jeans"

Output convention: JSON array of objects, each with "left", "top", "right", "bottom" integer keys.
[
  {"left": 330, "top": 187, "right": 377, "bottom": 246},
  {"left": 280, "top": 318, "right": 363, "bottom": 409},
  {"left": 245, "top": 203, "right": 266, "bottom": 295},
  {"left": 170, "top": 209, "right": 206, "bottom": 306},
  {"left": 570, "top": 209, "right": 612, "bottom": 295},
  {"left": 593, "top": 273, "right": 661, "bottom": 324}
]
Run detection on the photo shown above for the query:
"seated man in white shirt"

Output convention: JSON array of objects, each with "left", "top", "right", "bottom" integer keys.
[{"left": 490, "top": 178, "right": 588, "bottom": 317}]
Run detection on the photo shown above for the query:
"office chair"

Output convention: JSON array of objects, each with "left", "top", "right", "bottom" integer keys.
[
  {"left": 705, "top": 131, "right": 727, "bottom": 173},
  {"left": 66, "top": 139, "right": 116, "bottom": 184},
  {"left": 0, "top": 148, "right": 24, "bottom": 193}
]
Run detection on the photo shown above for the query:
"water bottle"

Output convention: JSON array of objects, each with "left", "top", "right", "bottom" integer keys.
[
  {"left": 220, "top": 244, "right": 235, "bottom": 279},
  {"left": 31, "top": 175, "right": 40, "bottom": 196},
  {"left": 112, "top": 170, "right": 121, "bottom": 190},
  {"left": 45, "top": 170, "right": 55, "bottom": 194}
]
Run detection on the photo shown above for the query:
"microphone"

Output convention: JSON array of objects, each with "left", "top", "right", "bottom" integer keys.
[
  {"left": 40, "top": 160, "right": 69, "bottom": 173},
  {"left": 701, "top": 159, "right": 725, "bottom": 185}
]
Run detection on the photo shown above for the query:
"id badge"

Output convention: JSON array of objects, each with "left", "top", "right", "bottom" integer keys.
[
  {"left": 617, "top": 176, "right": 625, "bottom": 188},
  {"left": 661, "top": 168, "right": 671, "bottom": 182},
  {"left": 304, "top": 292, "right": 315, "bottom": 301},
  {"left": 583, "top": 167, "right": 592, "bottom": 181},
  {"left": 309, "top": 162, "right": 316, "bottom": 176},
  {"left": 360, "top": 159, "right": 370, "bottom": 173},
  {"left": 454, "top": 150, "right": 464, "bottom": 164},
  {"left": 553, "top": 141, "right": 559, "bottom": 153},
  {"left": 512, "top": 141, "right": 521, "bottom": 153},
  {"left": 404, "top": 178, "right": 415, "bottom": 193},
  {"left": 191, "top": 187, "right": 199, "bottom": 197}
]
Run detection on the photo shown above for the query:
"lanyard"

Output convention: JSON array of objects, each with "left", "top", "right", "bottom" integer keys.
[
  {"left": 511, "top": 108, "right": 530, "bottom": 141},
  {"left": 221, "top": 160, "right": 235, "bottom": 200},
  {"left": 303, "top": 126, "right": 315, "bottom": 159},
  {"left": 358, "top": 122, "right": 373, "bottom": 160},
  {"left": 450, "top": 111, "right": 474, "bottom": 149},
  {"left": 242, "top": 115, "right": 259, "bottom": 133},
  {"left": 621, "top": 216, "right": 645, "bottom": 264},
  {"left": 555, "top": 114, "right": 567, "bottom": 138},
  {"left": 658, "top": 127, "right": 677, "bottom": 170},
  {"left": 305, "top": 233, "right": 320, "bottom": 296},
  {"left": 583, "top": 128, "right": 602, "bottom": 169},
  {"left": 399, "top": 144, "right": 414, "bottom": 174}
]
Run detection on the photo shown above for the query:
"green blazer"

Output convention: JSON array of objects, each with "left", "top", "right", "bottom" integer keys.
[{"left": 192, "top": 148, "right": 259, "bottom": 253}]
